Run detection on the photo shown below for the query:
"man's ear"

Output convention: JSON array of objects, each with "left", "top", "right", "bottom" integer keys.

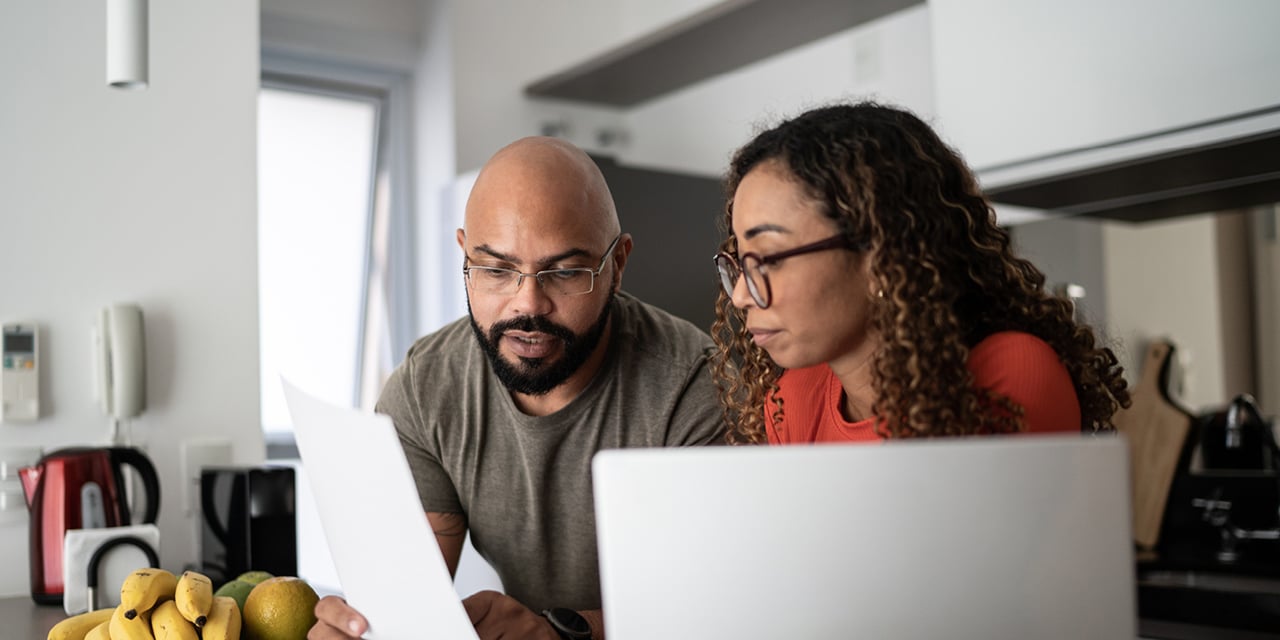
[
  {"left": 456, "top": 228, "right": 466, "bottom": 250},
  {"left": 611, "top": 233, "right": 634, "bottom": 292}
]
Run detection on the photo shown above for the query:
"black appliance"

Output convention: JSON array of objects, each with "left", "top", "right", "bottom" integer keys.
[
  {"left": 199, "top": 466, "right": 297, "bottom": 585},
  {"left": 1156, "top": 394, "right": 1280, "bottom": 574}
]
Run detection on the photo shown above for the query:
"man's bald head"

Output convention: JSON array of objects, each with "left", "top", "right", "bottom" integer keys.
[
  {"left": 458, "top": 137, "right": 633, "bottom": 404},
  {"left": 464, "top": 136, "right": 619, "bottom": 243}
]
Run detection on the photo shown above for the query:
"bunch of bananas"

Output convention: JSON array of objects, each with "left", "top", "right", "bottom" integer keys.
[{"left": 48, "top": 569, "right": 242, "bottom": 640}]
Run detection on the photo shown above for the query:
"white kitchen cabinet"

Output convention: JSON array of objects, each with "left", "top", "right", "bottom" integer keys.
[{"left": 930, "top": 0, "right": 1280, "bottom": 175}]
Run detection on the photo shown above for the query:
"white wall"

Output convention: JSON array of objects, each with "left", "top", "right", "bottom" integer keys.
[
  {"left": 448, "top": 0, "right": 688, "bottom": 172},
  {"left": 1252, "top": 206, "right": 1280, "bottom": 414},
  {"left": 264, "top": 0, "right": 420, "bottom": 38},
  {"left": 1102, "top": 215, "right": 1239, "bottom": 413},
  {"left": 413, "top": 0, "right": 464, "bottom": 335},
  {"left": 931, "top": 0, "right": 1280, "bottom": 171},
  {"left": 261, "top": 0, "right": 421, "bottom": 71},
  {"left": 0, "top": 0, "right": 261, "bottom": 596}
]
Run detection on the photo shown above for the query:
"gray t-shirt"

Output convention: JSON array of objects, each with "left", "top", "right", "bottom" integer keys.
[{"left": 377, "top": 292, "right": 725, "bottom": 612}]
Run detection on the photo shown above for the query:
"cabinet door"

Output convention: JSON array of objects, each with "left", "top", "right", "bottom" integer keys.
[{"left": 931, "top": 0, "right": 1280, "bottom": 173}]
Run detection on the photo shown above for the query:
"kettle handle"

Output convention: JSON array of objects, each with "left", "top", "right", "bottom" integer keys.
[{"left": 109, "top": 447, "right": 161, "bottom": 525}]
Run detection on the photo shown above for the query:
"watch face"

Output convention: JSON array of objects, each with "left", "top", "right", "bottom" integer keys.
[{"left": 545, "top": 607, "right": 591, "bottom": 637}]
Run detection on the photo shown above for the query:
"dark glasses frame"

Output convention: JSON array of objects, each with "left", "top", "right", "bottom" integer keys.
[{"left": 713, "top": 234, "right": 861, "bottom": 309}]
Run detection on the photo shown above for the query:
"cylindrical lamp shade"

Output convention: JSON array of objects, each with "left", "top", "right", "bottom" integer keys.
[{"left": 106, "top": 0, "right": 148, "bottom": 89}]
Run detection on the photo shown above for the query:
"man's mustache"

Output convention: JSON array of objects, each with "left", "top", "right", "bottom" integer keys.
[{"left": 490, "top": 315, "right": 576, "bottom": 344}]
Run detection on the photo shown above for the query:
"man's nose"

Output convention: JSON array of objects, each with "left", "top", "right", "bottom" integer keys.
[{"left": 510, "top": 273, "right": 554, "bottom": 316}]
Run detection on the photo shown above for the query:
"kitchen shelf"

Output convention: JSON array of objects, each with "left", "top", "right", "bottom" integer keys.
[
  {"left": 524, "top": 0, "right": 921, "bottom": 107},
  {"left": 981, "top": 107, "right": 1280, "bottom": 223}
]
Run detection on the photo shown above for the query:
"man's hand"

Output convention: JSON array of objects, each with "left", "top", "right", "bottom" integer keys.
[
  {"left": 309, "top": 595, "right": 369, "bottom": 639},
  {"left": 308, "top": 590, "right": 566, "bottom": 640},
  {"left": 463, "top": 590, "right": 560, "bottom": 640}
]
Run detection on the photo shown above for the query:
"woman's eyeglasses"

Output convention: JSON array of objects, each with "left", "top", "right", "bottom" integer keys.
[{"left": 713, "top": 234, "right": 860, "bottom": 309}]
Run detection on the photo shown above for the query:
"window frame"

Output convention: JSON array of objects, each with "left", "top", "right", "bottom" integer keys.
[{"left": 259, "top": 53, "right": 416, "bottom": 459}]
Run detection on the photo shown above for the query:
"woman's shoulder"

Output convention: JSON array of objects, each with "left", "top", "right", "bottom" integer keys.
[
  {"left": 969, "top": 331, "right": 1080, "bottom": 433},
  {"left": 968, "top": 331, "right": 1061, "bottom": 370}
]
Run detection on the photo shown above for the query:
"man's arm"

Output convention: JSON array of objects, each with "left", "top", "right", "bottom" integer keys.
[
  {"left": 580, "top": 609, "right": 605, "bottom": 639},
  {"left": 441, "top": 513, "right": 606, "bottom": 639},
  {"left": 463, "top": 592, "right": 606, "bottom": 640},
  {"left": 427, "top": 511, "right": 467, "bottom": 577}
]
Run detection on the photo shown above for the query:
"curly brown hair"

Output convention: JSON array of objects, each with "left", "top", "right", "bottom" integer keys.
[{"left": 711, "top": 102, "right": 1130, "bottom": 444}]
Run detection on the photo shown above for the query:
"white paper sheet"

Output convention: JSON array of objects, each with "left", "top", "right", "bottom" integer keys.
[{"left": 283, "top": 380, "right": 480, "bottom": 640}]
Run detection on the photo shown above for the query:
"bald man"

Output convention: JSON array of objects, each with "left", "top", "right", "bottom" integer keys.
[{"left": 311, "top": 137, "right": 724, "bottom": 640}]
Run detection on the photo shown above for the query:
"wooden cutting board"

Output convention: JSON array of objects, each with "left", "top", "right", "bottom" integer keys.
[{"left": 1113, "top": 340, "right": 1194, "bottom": 549}]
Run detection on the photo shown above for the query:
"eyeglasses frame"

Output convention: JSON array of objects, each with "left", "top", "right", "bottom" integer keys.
[
  {"left": 463, "top": 234, "right": 622, "bottom": 297},
  {"left": 714, "top": 233, "right": 862, "bottom": 309}
]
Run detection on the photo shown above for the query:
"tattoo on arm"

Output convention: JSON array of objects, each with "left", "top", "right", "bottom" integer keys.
[{"left": 432, "top": 512, "right": 467, "bottom": 538}]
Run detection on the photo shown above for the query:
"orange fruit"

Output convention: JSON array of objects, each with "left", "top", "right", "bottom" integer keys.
[{"left": 241, "top": 576, "right": 319, "bottom": 640}]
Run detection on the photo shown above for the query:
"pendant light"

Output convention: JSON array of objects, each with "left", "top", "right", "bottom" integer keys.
[{"left": 106, "top": 0, "right": 148, "bottom": 90}]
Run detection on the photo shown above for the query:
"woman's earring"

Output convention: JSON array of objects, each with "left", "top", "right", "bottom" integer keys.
[{"left": 876, "top": 289, "right": 885, "bottom": 299}]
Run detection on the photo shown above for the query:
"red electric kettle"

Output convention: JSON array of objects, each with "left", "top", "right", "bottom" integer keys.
[{"left": 19, "top": 446, "right": 160, "bottom": 605}]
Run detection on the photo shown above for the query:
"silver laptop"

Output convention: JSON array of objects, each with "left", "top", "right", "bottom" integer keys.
[{"left": 592, "top": 434, "right": 1136, "bottom": 640}]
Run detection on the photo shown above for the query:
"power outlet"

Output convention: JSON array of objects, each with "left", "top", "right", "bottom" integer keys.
[
  {"left": 0, "top": 446, "right": 42, "bottom": 524},
  {"left": 179, "top": 438, "right": 232, "bottom": 517}
]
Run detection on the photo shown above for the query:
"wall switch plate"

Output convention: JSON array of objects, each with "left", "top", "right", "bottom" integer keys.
[
  {"left": 0, "top": 446, "right": 42, "bottom": 523},
  {"left": 179, "top": 438, "right": 232, "bottom": 517}
]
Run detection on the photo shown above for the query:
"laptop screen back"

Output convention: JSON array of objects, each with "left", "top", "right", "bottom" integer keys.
[{"left": 592, "top": 434, "right": 1135, "bottom": 640}]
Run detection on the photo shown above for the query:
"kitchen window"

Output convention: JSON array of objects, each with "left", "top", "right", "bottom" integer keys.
[{"left": 257, "top": 57, "right": 416, "bottom": 458}]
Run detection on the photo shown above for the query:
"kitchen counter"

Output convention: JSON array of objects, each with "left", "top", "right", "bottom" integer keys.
[
  {"left": 4, "top": 595, "right": 1276, "bottom": 639},
  {"left": 1, "top": 596, "right": 74, "bottom": 639},
  {"left": 1137, "top": 570, "right": 1280, "bottom": 638}
]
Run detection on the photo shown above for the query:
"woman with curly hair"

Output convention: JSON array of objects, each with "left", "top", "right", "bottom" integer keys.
[{"left": 711, "top": 102, "right": 1130, "bottom": 445}]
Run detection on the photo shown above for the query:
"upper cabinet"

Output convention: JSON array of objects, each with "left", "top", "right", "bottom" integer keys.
[
  {"left": 500, "top": 0, "right": 934, "bottom": 178},
  {"left": 930, "top": 0, "right": 1280, "bottom": 221},
  {"left": 524, "top": 0, "right": 923, "bottom": 107}
]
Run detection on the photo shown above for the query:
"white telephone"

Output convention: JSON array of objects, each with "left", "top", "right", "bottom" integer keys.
[{"left": 92, "top": 304, "right": 147, "bottom": 419}]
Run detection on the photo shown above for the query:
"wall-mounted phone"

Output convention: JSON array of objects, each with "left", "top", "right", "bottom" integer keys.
[
  {"left": 1, "top": 323, "right": 40, "bottom": 422},
  {"left": 92, "top": 304, "right": 146, "bottom": 419}
]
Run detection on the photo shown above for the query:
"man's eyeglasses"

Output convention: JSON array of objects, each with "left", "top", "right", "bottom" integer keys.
[
  {"left": 713, "top": 234, "right": 860, "bottom": 309},
  {"left": 463, "top": 234, "right": 621, "bottom": 297}
]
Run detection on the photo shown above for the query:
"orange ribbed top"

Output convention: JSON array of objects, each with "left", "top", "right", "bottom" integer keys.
[{"left": 765, "top": 331, "right": 1081, "bottom": 444}]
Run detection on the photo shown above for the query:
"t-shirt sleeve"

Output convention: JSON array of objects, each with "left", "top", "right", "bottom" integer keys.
[
  {"left": 376, "top": 361, "right": 465, "bottom": 514},
  {"left": 969, "top": 332, "right": 1081, "bottom": 434},
  {"left": 665, "top": 347, "right": 729, "bottom": 447}
]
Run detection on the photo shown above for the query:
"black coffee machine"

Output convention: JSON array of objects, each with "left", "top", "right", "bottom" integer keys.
[
  {"left": 1156, "top": 394, "right": 1280, "bottom": 575},
  {"left": 199, "top": 466, "right": 297, "bottom": 585}
]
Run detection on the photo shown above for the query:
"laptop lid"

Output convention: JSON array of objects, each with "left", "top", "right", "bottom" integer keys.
[{"left": 592, "top": 434, "right": 1135, "bottom": 640}]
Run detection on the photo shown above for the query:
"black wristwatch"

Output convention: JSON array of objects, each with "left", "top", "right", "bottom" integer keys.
[{"left": 541, "top": 607, "right": 592, "bottom": 640}]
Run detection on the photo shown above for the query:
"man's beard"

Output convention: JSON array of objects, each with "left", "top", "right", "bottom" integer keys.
[{"left": 468, "top": 292, "right": 615, "bottom": 396}]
